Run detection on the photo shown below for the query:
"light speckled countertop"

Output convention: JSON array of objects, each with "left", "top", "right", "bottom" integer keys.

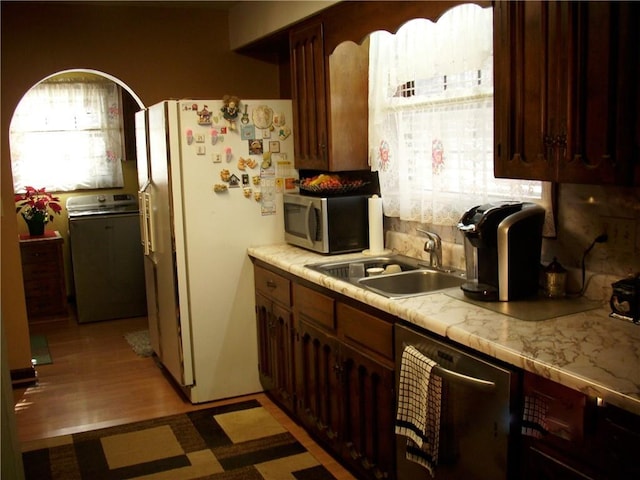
[{"left": 248, "top": 243, "right": 640, "bottom": 416}]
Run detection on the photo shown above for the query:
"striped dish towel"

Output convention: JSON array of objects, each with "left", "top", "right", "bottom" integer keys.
[{"left": 395, "top": 345, "right": 443, "bottom": 476}]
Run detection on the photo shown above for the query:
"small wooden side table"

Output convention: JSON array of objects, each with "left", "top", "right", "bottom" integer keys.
[{"left": 19, "top": 230, "right": 67, "bottom": 322}]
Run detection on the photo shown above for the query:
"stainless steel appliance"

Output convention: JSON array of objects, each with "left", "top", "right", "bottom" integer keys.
[
  {"left": 283, "top": 192, "right": 369, "bottom": 254},
  {"left": 66, "top": 194, "right": 147, "bottom": 323},
  {"left": 136, "top": 99, "right": 296, "bottom": 403},
  {"left": 610, "top": 275, "right": 640, "bottom": 324},
  {"left": 457, "top": 201, "right": 545, "bottom": 301},
  {"left": 395, "top": 322, "right": 520, "bottom": 479}
]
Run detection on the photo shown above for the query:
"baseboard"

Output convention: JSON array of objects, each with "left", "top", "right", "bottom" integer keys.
[{"left": 11, "top": 366, "right": 37, "bottom": 388}]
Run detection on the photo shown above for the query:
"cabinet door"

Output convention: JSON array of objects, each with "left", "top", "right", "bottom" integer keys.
[
  {"left": 493, "top": 0, "right": 565, "bottom": 181},
  {"left": 341, "top": 343, "right": 396, "bottom": 480},
  {"left": 494, "top": 0, "right": 639, "bottom": 185},
  {"left": 272, "top": 301, "right": 295, "bottom": 412},
  {"left": 558, "top": 1, "right": 639, "bottom": 184},
  {"left": 255, "top": 292, "right": 275, "bottom": 392},
  {"left": 255, "top": 292, "right": 295, "bottom": 412},
  {"left": 296, "top": 317, "right": 342, "bottom": 448},
  {"left": 291, "top": 21, "right": 328, "bottom": 170}
]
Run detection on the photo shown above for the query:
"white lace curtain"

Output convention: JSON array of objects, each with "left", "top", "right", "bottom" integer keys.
[
  {"left": 368, "top": 4, "right": 552, "bottom": 230},
  {"left": 10, "top": 80, "right": 124, "bottom": 192}
]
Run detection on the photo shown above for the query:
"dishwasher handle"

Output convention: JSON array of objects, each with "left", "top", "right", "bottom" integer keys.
[{"left": 433, "top": 364, "right": 496, "bottom": 391}]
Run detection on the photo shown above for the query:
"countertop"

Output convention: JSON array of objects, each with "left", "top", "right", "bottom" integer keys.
[{"left": 248, "top": 243, "right": 640, "bottom": 416}]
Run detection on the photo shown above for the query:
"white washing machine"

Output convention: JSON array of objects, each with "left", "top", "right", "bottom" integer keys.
[{"left": 67, "top": 194, "right": 147, "bottom": 323}]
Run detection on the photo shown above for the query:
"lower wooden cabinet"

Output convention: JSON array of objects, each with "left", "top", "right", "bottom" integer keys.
[
  {"left": 19, "top": 231, "right": 67, "bottom": 322},
  {"left": 293, "top": 282, "right": 396, "bottom": 480},
  {"left": 520, "top": 372, "right": 640, "bottom": 479},
  {"left": 254, "top": 265, "right": 295, "bottom": 413},
  {"left": 254, "top": 262, "right": 396, "bottom": 480}
]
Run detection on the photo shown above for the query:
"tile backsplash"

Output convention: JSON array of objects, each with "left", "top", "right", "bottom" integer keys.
[{"left": 385, "top": 183, "right": 640, "bottom": 302}]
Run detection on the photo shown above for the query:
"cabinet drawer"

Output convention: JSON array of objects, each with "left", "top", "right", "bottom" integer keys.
[
  {"left": 254, "top": 265, "right": 291, "bottom": 306},
  {"left": 294, "top": 283, "right": 335, "bottom": 331},
  {"left": 524, "top": 373, "right": 586, "bottom": 442},
  {"left": 20, "top": 243, "right": 59, "bottom": 264},
  {"left": 22, "top": 261, "right": 58, "bottom": 278},
  {"left": 337, "top": 303, "right": 393, "bottom": 361}
]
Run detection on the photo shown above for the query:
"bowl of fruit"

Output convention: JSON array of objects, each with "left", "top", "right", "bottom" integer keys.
[{"left": 299, "top": 174, "right": 368, "bottom": 195}]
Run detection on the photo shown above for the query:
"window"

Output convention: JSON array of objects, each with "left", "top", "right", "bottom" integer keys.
[
  {"left": 10, "top": 78, "right": 125, "bottom": 193},
  {"left": 369, "top": 5, "right": 553, "bottom": 231}
]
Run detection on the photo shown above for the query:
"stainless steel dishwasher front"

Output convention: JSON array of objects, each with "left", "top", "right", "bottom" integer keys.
[{"left": 394, "top": 322, "right": 520, "bottom": 479}]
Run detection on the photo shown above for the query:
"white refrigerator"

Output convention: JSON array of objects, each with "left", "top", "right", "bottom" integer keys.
[{"left": 135, "top": 99, "right": 297, "bottom": 403}]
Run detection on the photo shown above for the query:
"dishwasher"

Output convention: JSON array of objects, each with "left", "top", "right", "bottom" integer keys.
[
  {"left": 395, "top": 322, "right": 521, "bottom": 479},
  {"left": 67, "top": 194, "right": 147, "bottom": 323}
]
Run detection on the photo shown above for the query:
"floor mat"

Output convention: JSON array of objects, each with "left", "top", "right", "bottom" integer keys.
[
  {"left": 22, "top": 398, "right": 337, "bottom": 480},
  {"left": 124, "top": 329, "right": 153, "bottom": 357},
  {"left": 29, "top": 334, "right": 52, "bottom": 365}
]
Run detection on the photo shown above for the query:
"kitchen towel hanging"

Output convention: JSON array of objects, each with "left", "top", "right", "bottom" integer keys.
[{"left": 395, "top": 345, "right": 443, "bottom": 476}]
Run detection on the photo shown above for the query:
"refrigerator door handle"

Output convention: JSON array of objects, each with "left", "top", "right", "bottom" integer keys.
[
  {"left": 144, "top": 191, "right": 156, "bottom": 253},
  {"left": 138, "top": 192, "right": 149, "bottom": 255}
]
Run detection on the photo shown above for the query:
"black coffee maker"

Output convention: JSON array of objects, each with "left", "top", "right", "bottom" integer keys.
[{"left": 457, "top": 202, "right": 545, "bottom": 301}]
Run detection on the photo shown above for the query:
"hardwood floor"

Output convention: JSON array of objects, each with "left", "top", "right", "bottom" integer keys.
[{"left": 13, "top": 314, "right": 355, "bottom": 479}]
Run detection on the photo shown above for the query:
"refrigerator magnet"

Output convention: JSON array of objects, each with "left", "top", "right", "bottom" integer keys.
[
  {"left": 278, "top": 125, "right": 292, "bottom": 141},
  {"left": 241, "top": 124, "right": 255, "bottom": 140},
  {"left": 211, "top": 128, "right": 218, "bottom": 144},
  {"left": 186, "top": 129, "right": 194, "bottom": 145},
  {"left": 197, "top": 105, "right": 212, "bottom": 125},
  {"left": 196, "top": 145, "right": 206, "bottom": 155},
  {"left": 228, "top": 174, "right": 241, "bottom": 188},
  {"left": 225, "top": 147, "right": 232, "bottom": 163},
  {"left": 269, "top": 141, "right": 280, "bottom": 153},
  {"left": 249, "top": 139, "right": 263, "bottom": 155},
  {"left": 240, "top": 104, "right": 249, "bottom": 124},
  {"left": 242, "top": 173, "right": 249, "bottom": 186},
  {"left": 243, "top": 187, "right": 252, "bottom": 198}
]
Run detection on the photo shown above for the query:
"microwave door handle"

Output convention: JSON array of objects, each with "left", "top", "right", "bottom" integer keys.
[
  {"left": 433, "top": 365, "right": 496, "bottom": 391},
  {"left": 305, "top": 202, "right": 316, "bottom": 246}
]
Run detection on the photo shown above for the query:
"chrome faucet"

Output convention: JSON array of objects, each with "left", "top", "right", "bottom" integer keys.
[{"left": 417, "top": 228, "right": 442, "bottom": 269}]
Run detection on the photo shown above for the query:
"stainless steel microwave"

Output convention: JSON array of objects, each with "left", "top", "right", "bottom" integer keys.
[{"left": 283, "top": 193, "right": 369, "bottom": 254}]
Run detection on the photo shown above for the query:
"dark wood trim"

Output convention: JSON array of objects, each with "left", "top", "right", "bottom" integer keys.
[{"left": 11, "top": 366, "right": 37, "bottom": 388}]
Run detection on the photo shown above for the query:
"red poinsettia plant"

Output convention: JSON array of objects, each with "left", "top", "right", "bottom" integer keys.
[{"left": 15, "top": 186, "right": 62, "bottom": 223}]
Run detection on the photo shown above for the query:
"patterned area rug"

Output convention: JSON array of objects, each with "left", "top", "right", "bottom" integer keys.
[
  {"left": 30, "top": 334, "right": 52, "bottom": 365},
  {"left": 22, "top": 399, "right": 337, "bottom": 479},
  {"left": 124, "top": 330, "right": 153, "bottom": 357}
]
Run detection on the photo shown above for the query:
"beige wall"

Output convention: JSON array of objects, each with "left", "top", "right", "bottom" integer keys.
[
  {"left": 228, "top": 0, "right": 338, "bottom": 49},
  {"left": 1, "top": 1, "right": 283, "bottom": 372}
]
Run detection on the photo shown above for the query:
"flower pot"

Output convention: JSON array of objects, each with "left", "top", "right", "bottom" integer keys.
[{"left": 23, "top": 212, "right": 47, "bottom": 236}]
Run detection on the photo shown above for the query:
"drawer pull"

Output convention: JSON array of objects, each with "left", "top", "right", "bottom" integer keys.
[{"left": 266, "top": 280, "right": 277, "bottom": 289}]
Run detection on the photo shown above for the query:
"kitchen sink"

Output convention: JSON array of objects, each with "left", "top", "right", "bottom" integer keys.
[
  {"left": 305, "top": 255, "right": 466, "bottom": 298},
  {"left": 305, "top": 255, "right": 421, "bottom": 279},
  {"left": 358, "top": 269, "right": 466, "bottom": 299}
]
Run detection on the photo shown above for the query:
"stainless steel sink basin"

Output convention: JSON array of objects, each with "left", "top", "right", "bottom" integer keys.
[
  {"left": 305, "top": 255, "right": 466, "bottom": 298},
  {"left": 305, "top": 255, "right": 421, "bottom": 279},
  {"left": 357, "top": 269, "right": 466, "bottom": 298}
]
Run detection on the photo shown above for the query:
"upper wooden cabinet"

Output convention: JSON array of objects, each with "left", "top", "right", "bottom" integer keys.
[
  {"left": 289, "top": 1, "right": 489, "bottom": 172},
  {"left": 290, "top": 20, "right": 369, "bottom": 171},
  {"left": 494, "top": 0, "right": 640, "bottom": 185}
]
